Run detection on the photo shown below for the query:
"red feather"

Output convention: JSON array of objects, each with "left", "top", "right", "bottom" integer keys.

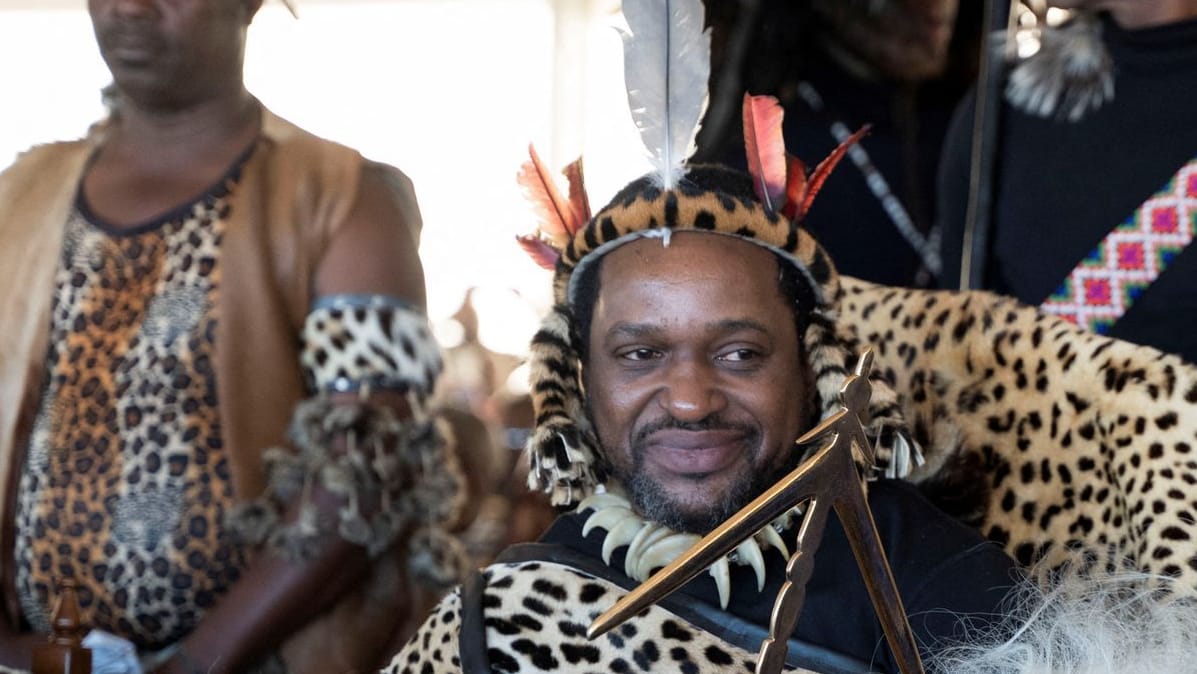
[
  {"left": 517, "top": 144, "right": 575, "bottom": 246},
  {"left": 516, "top": 234, "right": 559, "bottom": 270},
  {"left": 794, "top": 125, "right": 870, "bottom": 222},
  {"left": 742, "top": 94, "right": 787, "bottom": 213},
  {"left": 563, "top": 157, "right": 590, "bottom": 232},
  {"left": 782, "top": 155, "right": 809, "bottom": 221}
]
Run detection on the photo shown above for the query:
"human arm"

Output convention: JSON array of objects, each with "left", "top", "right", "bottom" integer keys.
[{"left": 155, "top": 164, "right": 451, "bottom": 673}]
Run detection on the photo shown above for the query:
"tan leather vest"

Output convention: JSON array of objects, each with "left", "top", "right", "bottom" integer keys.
[{"left": 0, "top": 107, "right": 424, "bottom": 671}]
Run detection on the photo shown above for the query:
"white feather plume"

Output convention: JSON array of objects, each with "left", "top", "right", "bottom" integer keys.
[
  {"left": 929, "top": 571, "right": 1197, "bottom": 674},
  {"left": 619, "top": 0, "right": 711, "bottom": 189}
]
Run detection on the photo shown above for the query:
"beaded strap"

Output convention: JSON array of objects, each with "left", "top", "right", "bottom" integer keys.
[{"left": 1041, "top": 157, "right": 1197, "bottom": 333}]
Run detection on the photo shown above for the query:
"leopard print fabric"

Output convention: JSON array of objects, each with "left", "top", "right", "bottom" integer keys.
[
  {"left": 383, "top": 561, "right": 817, "bottom": 674},
  {"left": 839, "top": 277, "right": 1197, "bottom": 586},
  {"left": 300, "top": 295, "right": 443, "bottom": 397},
  {"left": 16, "top": 166, "right": 246, "bottom": 649}
]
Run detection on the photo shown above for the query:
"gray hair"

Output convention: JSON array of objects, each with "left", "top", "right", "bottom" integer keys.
[{"left": 929, "top": 571, "right": 1197, "bottom": 674}]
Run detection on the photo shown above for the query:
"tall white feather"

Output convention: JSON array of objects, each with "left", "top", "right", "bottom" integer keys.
[{"left": 619, "top": 0, "right": 711, "bottom": 189}]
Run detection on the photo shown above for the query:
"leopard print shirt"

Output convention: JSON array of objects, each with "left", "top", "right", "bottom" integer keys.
[{"left": 15, "top": 157, "right": 250, "bottom": 650}]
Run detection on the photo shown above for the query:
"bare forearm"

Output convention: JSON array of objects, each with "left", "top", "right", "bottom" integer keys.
[
  {"left": 157, "top": 534, "right": 370, "bottom": 673},
  {"left": 163, "top": 468, "right": 382, "bottom": 672}
]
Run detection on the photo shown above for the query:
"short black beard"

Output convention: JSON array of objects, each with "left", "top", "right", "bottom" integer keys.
[
  {"left": 622, "top": 465, "right": 773, "bottom": 534},
  {"left": 612, "top": 416, "right": 794, "bottom": 535}
]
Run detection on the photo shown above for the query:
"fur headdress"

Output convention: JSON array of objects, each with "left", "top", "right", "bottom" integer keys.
[{"left": 518, "top": 0, "right": 920, "bottom": 508}]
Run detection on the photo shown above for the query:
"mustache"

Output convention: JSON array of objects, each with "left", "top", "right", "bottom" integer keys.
[{"left": 632, "top": 415, "right": 758, "bottom": 447}]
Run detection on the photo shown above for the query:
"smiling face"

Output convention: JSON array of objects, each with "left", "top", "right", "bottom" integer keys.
[
  {"left": 582, "top": 233, "right": 814, "bottom": 534},
  {"left": 89, "top": 0, "right": 259, "bottom": 110}
]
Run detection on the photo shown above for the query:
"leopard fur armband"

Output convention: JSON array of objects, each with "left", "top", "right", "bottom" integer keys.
[
  {"left": 229, "top": 294, "right": 466, "bottom": 588},
  {"left": 300, "top": 293, "right": 443, "bottom": 397}
]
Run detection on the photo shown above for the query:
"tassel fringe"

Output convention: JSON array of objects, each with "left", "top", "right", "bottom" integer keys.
[
  {"left": 228, "top": 396, "right": 467, "bottom": 587},
  {"left": 1004, "top": 10, "right": 1114, "bottom": 122}
]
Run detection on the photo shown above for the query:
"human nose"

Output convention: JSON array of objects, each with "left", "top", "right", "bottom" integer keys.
[{"left": 657, "top": 356, "right": 727, "bottom": 422}]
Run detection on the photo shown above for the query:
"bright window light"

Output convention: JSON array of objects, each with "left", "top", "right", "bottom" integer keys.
[{"left": 0, "top": 0, "right": 649, "bottom": 358}]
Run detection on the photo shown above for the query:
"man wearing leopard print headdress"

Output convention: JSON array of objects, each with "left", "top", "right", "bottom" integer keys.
[
  {"left": 385, "top": 151, "right": 1023, "bottom": 671},
  {"left": 0, "top": 0, "right": 463, "bottom": 671},
  {"left": 381, "top": 0, "right": 1027, "bottom": 668}
]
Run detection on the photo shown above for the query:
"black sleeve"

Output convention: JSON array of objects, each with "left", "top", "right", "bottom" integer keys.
[
  {"left": 869, "top": 481, "right": 1022, "bottom": 660},
  {"left": 902, "top": 541, "right": 1023, "bottom": 652}
]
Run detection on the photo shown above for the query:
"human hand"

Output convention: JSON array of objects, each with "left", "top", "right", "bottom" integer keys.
[{"left": 0, "top": 619, "right": 41, "bottom": 669}]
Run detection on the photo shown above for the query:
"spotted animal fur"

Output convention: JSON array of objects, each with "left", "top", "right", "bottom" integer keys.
[
  {"left": 840, "top": 277, "right": 1197, "bottom": 587},
  {"left": 382, "top": 560, "right": 818, "bottom": 674}
]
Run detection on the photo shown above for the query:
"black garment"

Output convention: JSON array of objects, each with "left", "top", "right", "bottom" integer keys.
[
  {"left": 939, "top": 13, "right": 1197, "bottom": 363},
  {"left": 539, "top": 480, "right": 1019, "bottom": 674},
  {"left": 782, "top": 50, "right": 966, "bottom": 288}
]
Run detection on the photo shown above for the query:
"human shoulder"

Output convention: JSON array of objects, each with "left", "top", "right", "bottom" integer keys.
[
  {"left": 250, "top": 106, "right": 424, "bottom": 303},
  {"left": 256, "top": 106, "right": 418, "bottom": 224},
  {"left": 0, "top": 137, "right": 93, "bottom": 187},
  {"left": 353, "top": 158, "right": 422, "bottom": 245},
  {"left": 253, "top": 107, "right": 364, "bottom": 185},
  {"left": 0, "top": 136, "right": 96, "bottom": 239},
  {"left": 867, "top": 479, "right": 1017, "bottom": 590},
  {"left": 311, "top": 155, "right": 425, "bottom": 304}
]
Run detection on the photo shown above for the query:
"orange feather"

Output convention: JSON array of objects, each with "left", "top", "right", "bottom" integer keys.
[
  {"left": 516, "top": 234, "right": 559, "bottom": 271},
  {"left": 742, "top": 94, "right": 787, "bottom": 213},
  {"left": 783, "top": 125, "right": 870, "bottom": 222},
  {"left": 782, "top": 155, "right": 808, "bottom": 221},
  {"left": 795, "top": 125, "right": 869, "bottom": 222},
  {"left": 517, "top": 144, "right": 576, "bottom": 246},
  {"left": 563, "top": 157, "right": 590, "bottom": 232}
]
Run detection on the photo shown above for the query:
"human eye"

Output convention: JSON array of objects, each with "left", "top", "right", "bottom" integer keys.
[
  {"left": 715, "top": 343, "right": 768, "bottom": 370},
  {"left": 718, "top": 348, "right": 760, "bottom": 362},
  {"left": 617, "top": 347, "right": 661, "bottom": 362}
]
